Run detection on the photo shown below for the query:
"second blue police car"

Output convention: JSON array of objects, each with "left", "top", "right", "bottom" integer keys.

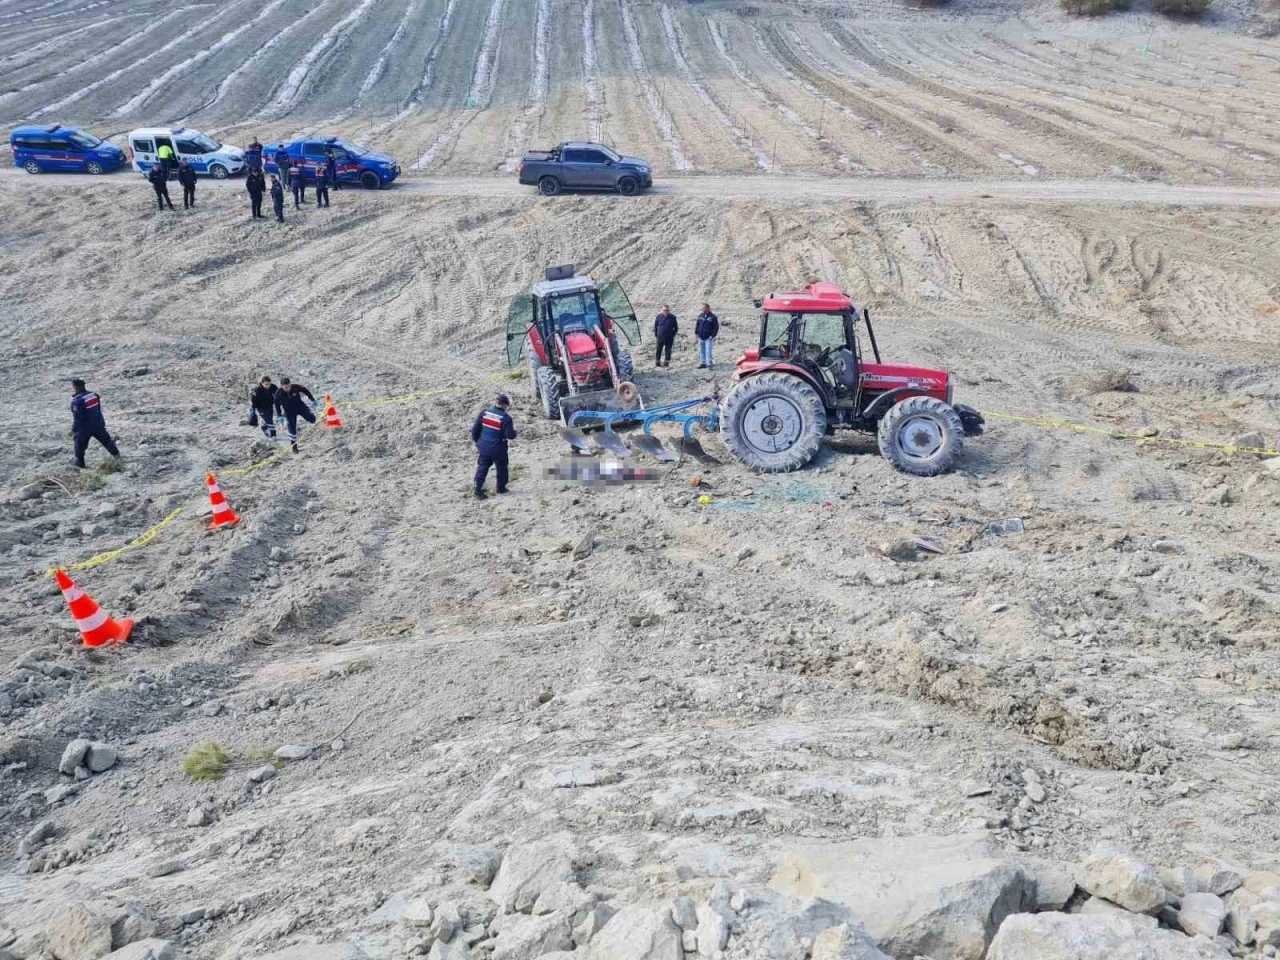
[
  {"left": 263, "top": 136, "right": 400, "bottom": 189},
  {"left": 10, "top": 125, "right": 126, "bottom": 175}
]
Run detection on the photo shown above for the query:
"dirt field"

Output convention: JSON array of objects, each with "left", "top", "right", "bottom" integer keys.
[{"left": 3, "top": 1, "right": 1280, "bottom": 959}]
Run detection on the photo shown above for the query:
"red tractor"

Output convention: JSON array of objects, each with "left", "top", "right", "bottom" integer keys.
[
  {"left": 505, "top": 266, "right": 641, "bottom": 422},
  {"left": 721, "top": 283, "right": 983, "bottom": 474}
]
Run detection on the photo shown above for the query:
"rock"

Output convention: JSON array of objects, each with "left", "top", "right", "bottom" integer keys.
[
  {"left": 1218, "top": 732, "right": 1246, "bottom": 750},
  {"left": 1194, "top": 866, "right": 1244, "bottom": 897},
  {"left": 331, "top": 739, "right": 345, "bottom": 752},
  {"left": 111, "top": 909, "right": 157, "bottom": 948},
  {"left": 736, "top": 546, "right": 755, "bottom": 562},
  {"left": 987, "top": 911, "right": 1232, "bottom": 959},
  {"left": 544, "top": 759, "right": 617, "bottom": 789},
  {"left": 729, "top": 890, "right": 748, "bottom": 913},
  {"left": 1018, "top": 857, "right": 1078, "bottom": 911},
  {"left": 680, "top": 929, "right": 697, "bottom": 952},
  {"left": 1224, "top": 889, "right": 1258, "bottom": 944},
  {"left": 269, "top": 546, "right": 289, "bottom": 561},
  {"left": 1233, "top": 431, "right": 1266, "bottom": 453},
  {"left": 1076, "top": 843, "right": 1165, "bottom": 914},
  {"left": 430, "top": 900, "right": 462, "bottom": 943},
  {"left": 811, "top": 923, "right": 891, "bottom": 960},
  {"left": 186, "top": 806, "right": 210, "bottom": 828},
  {"left": 81, "top": 523, "right": 97, "bottom": 537},
  {"left": 1246, "top": 872, "right": 1280, "bottom": 898},
  {"left": 1161, "top": 867, "right": 1200, "bottom": 900},
  {"left": 200, "top": 701, "right": 224, "bottom": 717},
  {"left": 488, "top": 836, "right": 577, "bottom": 913},
  {"left": 101, "top": 941, "right": 177, "bottom": 960},
  {"left": 572, "top": 530, "right": 595, "bottom": 560},
  {"left": 49, "top": 901, "right": 114, "bottom": 960},
  {"left": 771, "top": 832, "right": 1032, "bottom": 960},
  {"left": 988, "top": 603, "right": 1009, "bottom": 614},
  {"left": 491, "top": 912, "right": 573, "bottom": 960},
  {"left": 247, "top": 765, "right": 276, "bottom": 783},
  {"left": 985, "top": 518, "right": 1025, "bottom": 536},
  {"left": 572, "top": 905, "right": 615, "bottom": 947},
  {"left": 96, "top": 503, "right": 118, "bottom": 518},
  {"left": 585, "top": 906, "right": 682, "bottom": 960},
  {"left": 1080, "top": 897, "right": 1157, "bottom": 928},
  {"left": 1201, "top": 484, "right": 1231, "bottom": 505},
  {"left": 884, "top": 539, "right": 921, "bottom": 562},
  {"left": 148, "top": 858, "right": 184, "bottom": 877},
  {"left": 695, "top": 905, "right": 730, "bottom": 954},
  {"left": 46, "top": 783, "right": 81, "bottom": 805},
  {"left": 1253, "top": 902, "right": 1280, "bottom": 947},
  {"left": 364, "top": 892, "right": 433, "bottom": 928},
  {"left": 273, "top": 744, "right": 311, "bottom": 761},
  {"left": 442, "top": 843, "right": 503, "bottom": 887},
  {"left": 17, "top": 819, "right": 55, "bottom": 856},
  {"left": 669, "top": 897, "right": 697, "bottom": 932},
  {"left": 179, "top": 907, "right": 205, "bottom": 926},
  {"left": 1025, "top": 782, "right": 1046, "bottom": 803},
  {"left": 86, "top": 743, "right": 118, "bottom": 773},
  {"left": 59, "top": 739, "right": 91, "bottom": 775},
  {"left": 531, "top": 882, "right": 592, "bottom": 917},
  {"left": 75, "top": 766, "right": 91, "bottom": 781},
  {"left": 426, "top": 941, "right": 473, "bottom": 960},
  {"left": 1177, "top": 892, "right": 1226, "bottom": 939}
]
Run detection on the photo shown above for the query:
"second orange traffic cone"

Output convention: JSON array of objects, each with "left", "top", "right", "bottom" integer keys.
[
  {"left": 323, "top": 395, "right": 343, "bottom": 429},
  {"left": 55, "top": 569, "right": 132, "bottom": 648},
  {"left": 206, "top": 472, "right": 240, "bottom": 529}
]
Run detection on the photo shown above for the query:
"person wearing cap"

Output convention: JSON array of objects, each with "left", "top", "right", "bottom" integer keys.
[
  {"left": 69, "top": 379, "right": 121, "bottom": 469},
  {"left": 470, "top": 394, "right": 517, "bottom": 500}
]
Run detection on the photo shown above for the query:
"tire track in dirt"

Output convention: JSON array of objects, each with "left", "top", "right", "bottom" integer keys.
[
  {"left": 19, "top": 3, "right": 216, "bottom": 121},
  {"left": 0, "top": 0, "right": 105, "bottom": 25},
  {"left": 616, "top": 0, "right": 689, "bottom": 171},
  {"left": 581, "top": 0, "right": 603, "bottom": 142},
  {"left": 361, "top": 0, "right": 459, "bottom": 140},
  {"left": 112, "top": 0, "right": 292, "bottom": 118},
  {"left": 503, "top": 0, "right": 550, "bottom": 171},
  {"left": 414, "top": 0, "right": 505, "bottom": 170},
  {"left": 661, "top": 5, "right": 767, "bottom": 170},
  {"left": 259, "top": 0, "right": 380, "bottom": 119},
  {"left": 0, "top": 14, "right": 135, "bottom": 83}
]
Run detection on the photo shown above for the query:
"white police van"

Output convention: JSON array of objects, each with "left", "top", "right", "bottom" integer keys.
[{"left": 127, "top": 126, "right": 245, "bottom": 178}]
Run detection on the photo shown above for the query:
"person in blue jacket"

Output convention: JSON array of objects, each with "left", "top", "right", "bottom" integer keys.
[
  {"left": 245, "top": 137, "right": 263, "bottom": 174},
  {"left": 470, "top": 394, "right": 516, "bottom": 500},
  {"left": 273, "top": 145, "right": 289, "bottom": 177},
  {"left": 694, "top": 302, "right": 719, "bottom": 370},
  {"left": 69, "top": 379, "right": 121, "bottom": 468}
]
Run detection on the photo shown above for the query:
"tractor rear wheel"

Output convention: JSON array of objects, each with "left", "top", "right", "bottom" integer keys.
[
  {"left": 876, "top": 395, "right": 964, "bottom": 476},
  {"left": 615, "top": 349, "right": 634, "bottom": 383},
  {"left": 535, "top": 365, "right": 562, "bottom": 420},
  {"left": 722, "top": 373, "right": 827, "bottom": 473}
]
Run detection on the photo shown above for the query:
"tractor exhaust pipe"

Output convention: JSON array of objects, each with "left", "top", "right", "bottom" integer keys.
[{"left": 863, "top": 308, "right": 882, "bottom": 364}]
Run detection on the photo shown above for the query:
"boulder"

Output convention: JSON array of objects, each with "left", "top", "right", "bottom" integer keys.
[
  {"left": 1178, "top": 893, "right": 1226, "bottom": 938},
  {"left": 1193, "top": 867, "right": 1243, "bottom": 898},
  {"left": 49, "top": 901, "right": 117, "bottom": 960},
  {"left": 427, "top": 941, "right": 473, "bottom": 960},
  {"left": 695, "top": 904, "right": 730, "bottom": 954},
  {"left": 101, "top": 941, "right": 177, "bottom": 960},
  {"left": 1076, "top": 843, "right": 1165, "bottom": 914},
  {"left": 488, "top": 837, "right": 577, "bottom": 914},
  {"left": 59, "top": 739, "right": 91, "bottom": 775},
  {"left": 669, "top": 897, "right": 697, "bottom": 932},
  {"left": 585, "top": 906, "right": 682, "bottom": 960},
  {"left": 988, "top": 911, "right": 1232, "bottom": 959},
  {"left": 273, "top": 744, "right": 311, "bottom": 761},
  {"left": 1080, "top": 898, "right": 1157, "bottom": 929},
  {"left": 770, "top": 832, "right": 1033, "bottom": 960},
  {"left": 441, "top": 843, "right": 503, "bottom": 887},
  {"left": 1019, "top": 856, "right": 1077, "bottom": 910},
  {"left": 1160, "top": 867, "right": 1199, "bottom": 900},
  {"left": 1246, "top": 871, "right": 1280, "bottom": 898},
  {"left": 85, "top": 743, "right": 117, "bottom": 773},
  {"left": 572, "top": 905, "right": 615, "bottom": 947},
  {"left": 1253, "top": 901, "right": 1280, "bottom": 947},
  {"left": 811, "top": 923, "right": 892, "bottom": 960},
  {"left": 1224, "top": 888, "right": 1258, "bottom": 944},
  {"left": 490, "top": 912, "right": 573, "bottom": 960}
]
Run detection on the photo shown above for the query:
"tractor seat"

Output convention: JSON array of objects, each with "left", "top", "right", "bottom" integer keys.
[{"left": 760, "top": 345, "right": 788, "bottom": 359}]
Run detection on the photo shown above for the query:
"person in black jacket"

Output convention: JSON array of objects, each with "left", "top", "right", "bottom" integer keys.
[
  {"left": 69, "top": 379, "right": 121, "bottom": 468},
  {"left": 314, "top": 159, "right": 330, "bottom": 208},
  {"left": 245, "top": 137, "right": 263, "bottom": 174},
  {"left": 177, "top": 160, "right": 197, "bottom": 209},
  {"left": 470, "top": 394, "right": 516, "bottom": 499},
  {"left": 289, "top": 162, "right": 306, "bottom": 207},
  {"left": 653, "top": 305, "right": 678, "bottom": 368},
  {"left": 694, "top": 303, "right": 719, "bottom": 370},
  {"left": 269, "top": 175, "right": 285, "bottom": 222},
  {"left": 148, "top": 164, "right": 174, "bottom": 211},
  {"left": 275, "top": 376, "right": 317, "bottom": 452},
  {"left": 249, "top": 376, "right": 278, "bottom": 438},
  {"left": 324, "top": 146, "right": 342, "bottom": 190},
  {"left": 246, "top": 170, "right": 266, "bottom": 219},
  {"left": 273, "top": 145, "right": 289, "bottom": 177}
]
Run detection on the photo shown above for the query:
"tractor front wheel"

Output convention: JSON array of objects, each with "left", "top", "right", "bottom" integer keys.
[
  {"left": 527, "top": 350, "right": 543, "bottom": 402},
  {"left": 615, "top": 349, "right": 634, "bottom": 383},
  {"left": 722, "top": 373, "right": 827, "bottom": 473},
  {"left": 876, "top": 396, "right": 965, "bottom": 476},
  {"left": 535, "top": 365, "right": 563, "bottom": 420}
]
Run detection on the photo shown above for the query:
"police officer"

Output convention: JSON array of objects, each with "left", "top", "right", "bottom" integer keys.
[
  {"left": 156, "top": 141, "right": 176, "bottom": 177},
  {"left": 275, "top": 376, "right": 317, "bottom": 452},
  {"left": 470, "top": 394, "right": 516, "bottom": 500},
  {"left": 249, "top": 376, "right": 278, "bottom": 438},
  {"left": 177, "top": 159, "right": 197, "bottom": 209},
  {"left": 148, "top": 163, "right": 174, "bottom": 211},
  {"left": 273, "top": 144, "right": 290, "bottom": 177},
  {"left": 289, "top": 161, "right": 307, "bottom": 207},
  {"left": 269, "top": 174, "right": 285, "bottom": 222},
  {"left": 315, "top": 155, "right": 332, "bottom": 208},
  {"left": 246, "top": 169, "right": 266, "bottom": 219},
  {"left": 324, "top": 146, "right": 341, "bottom": 191},
  {"left": 69, "top": 378, "right": 121, "bottom": 469},
  {"left": 245, "top": 137, "right": 263, "bottom": 174}
]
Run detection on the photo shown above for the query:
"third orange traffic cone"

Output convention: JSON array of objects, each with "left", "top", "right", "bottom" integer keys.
[
  {"left": 206, "top": 472, "right": 240, "bottom": 529},
  {"left": 323, "top": 395, "right": 343, "bottom": 429},
  {"left": 55, "top": 569, "right": 132, "bottom": 648}
]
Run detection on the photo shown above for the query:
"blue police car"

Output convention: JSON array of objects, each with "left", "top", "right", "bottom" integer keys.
[
  {"left": 10, "top": 125, "right": 126, "bottom": 175},
  {"left": 263, "top": 136, "right": 400, "bottom": 190}
]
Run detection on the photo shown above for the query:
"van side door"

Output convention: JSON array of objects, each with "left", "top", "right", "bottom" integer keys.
[
  {"left": 131, "top": 137, "right": 156, "bottom": 172},
  {"left": 302, "top": 141, "right": 328, "bottom": 181}
]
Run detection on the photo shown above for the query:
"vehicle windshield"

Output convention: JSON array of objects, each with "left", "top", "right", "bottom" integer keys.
[
  {"left": 597, "top": 145, "right": 620, "bottom": 162},
  {"left": 335, "top": 139, "right": 367, "bottom": 157},
  {"left": 191, "top": 133, "right": 219, "bottom": 153},
  {"left": 550, "top": 293, "right": 601, "bottom": 332},
  {"left": 762, "top": 311, "right": 847, "bottom": 350},
  {"left": 68, "top": 131, "right": 102, "bottom": 149},
  {"left": 763, "top": 312, "right": 798, "bottom": 346}
]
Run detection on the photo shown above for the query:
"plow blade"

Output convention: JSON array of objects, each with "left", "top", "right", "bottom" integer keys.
[
  {"left": 593, "top": 431, "right": 631, "bottom": 458},
  {"left": 558, "top": 387, "right": 640, "bottom": 427},
  {"left": 558, "top": 426, "right": 593, "bottom": 454},
  {"left": 679, "top": 435, "right": 720, "bottom": 465},
  {"left": 631, "top": 434, "right": 678, "bottom": 462}
]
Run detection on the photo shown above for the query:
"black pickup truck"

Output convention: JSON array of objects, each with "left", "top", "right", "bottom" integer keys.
[{"left": 518, "top": 142, "right": 653, "bottom": 196}]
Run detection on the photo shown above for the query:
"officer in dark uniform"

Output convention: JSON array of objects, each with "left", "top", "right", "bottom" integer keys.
[
  {"left": 177, "top": 159, "right": 197, "bottom": 209},
  {"left": 315, "top": 156, "right": 332, "bottom": 208},
  {"left": 470, "top": 394, "right": 516, "bottom": 500},
  {"left": 245, "top": 137, "right": 263, "bottom": 174},
  {"left": 273, "top": 145, "right": 290, "bottom": 177},
  {"left": 148, "top": 164, "right": 174, "bottom": 211},
  {"left": 289, "top": 161, "right": 307, "bottom": 207},
  {"left": 269, "top": 175, "right": 285, "bottom": 222},
  {"left": 275, "top": 376, "right": 317, "bottom": 452},
  {"left": 69, "top": 379, "right": 121, "bottom": 468},
  {"left": 246, "top": 169, "right": 266, "bottom": 219},
  {"left": 249, "top": 376, "right": 278, "bottom": 438},
  {"left": 324, "top": 146, "right": 341, "bottom": 191}
]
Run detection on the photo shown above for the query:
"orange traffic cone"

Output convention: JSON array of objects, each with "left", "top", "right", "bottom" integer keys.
[
  {"left": 323, "top": 395, "right": 343, "bottom": 429},
  {"left": 55, "top": 569, "right": 132, "bottom": 648},
  {"left": 206, "top": 472, "right": 241, "bottom": 529}
]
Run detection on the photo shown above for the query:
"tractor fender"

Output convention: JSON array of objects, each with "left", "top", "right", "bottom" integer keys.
[
  {"left": 528, "top": 326, "right": 550, "bottom": 366},
  {"left": 735, "top": 362, "right": 826, "bottom": 399},
  {"left": 859, "top": 387, "right": 915, "bottom": 423}
]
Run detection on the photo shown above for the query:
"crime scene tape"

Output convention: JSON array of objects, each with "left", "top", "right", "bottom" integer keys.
[
  {"left": 982, "top": 411, "right": 1280, "bottom": 458},
  {"left": 56, "top": 506, "right": 185, "bottom": 573}
]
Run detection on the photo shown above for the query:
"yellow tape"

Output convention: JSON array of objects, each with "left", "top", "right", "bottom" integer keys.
[
  {"left": 53, "top": 506, "right": 186, "bottom": 574},
  {"left": 983, "top": 411, "right": 1280, "bottom": 458}
]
